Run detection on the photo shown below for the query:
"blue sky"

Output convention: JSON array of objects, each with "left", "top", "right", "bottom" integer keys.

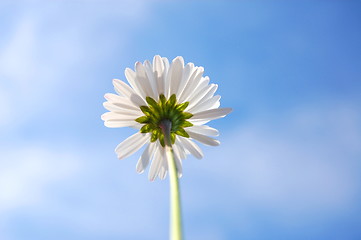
[{"left": 1, "top": 1, "right": 361, "bottom": 239}]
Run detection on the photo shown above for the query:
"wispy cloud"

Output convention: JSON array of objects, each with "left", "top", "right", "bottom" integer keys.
[
  {"left": 185, "top": 101, "right": 360, "bottom": 224},
  {"left": 0, "top": 0, "right": 151, "bottom": 130},
  {"left": 0, "top": 146, "right": 81, "bottom": 213}
]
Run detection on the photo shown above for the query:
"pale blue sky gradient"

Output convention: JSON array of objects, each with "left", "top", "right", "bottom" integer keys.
[{"left": 0, "top": 1, "right": 360, "bottom": 240}]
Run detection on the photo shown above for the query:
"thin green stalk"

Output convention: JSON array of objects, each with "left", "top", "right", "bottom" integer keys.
[{"left": 160, "top": 119, "right": 183, "bottom": 240}]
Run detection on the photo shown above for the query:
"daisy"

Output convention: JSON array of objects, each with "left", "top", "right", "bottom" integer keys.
[{"left": 101, "top": 55, "right": 231, "bottom": 181}]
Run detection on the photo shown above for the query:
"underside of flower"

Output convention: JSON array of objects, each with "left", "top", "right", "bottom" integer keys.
[
  {"left": 135, "top": 93, "right": 193, "bottom": 147},
  {"left": 102, "top": 55, "right": 232, "bottom": 180}
]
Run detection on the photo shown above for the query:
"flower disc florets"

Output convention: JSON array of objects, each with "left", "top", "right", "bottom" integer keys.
[{"left": 135, "top": 93, "right": 193, "bottom": 147}]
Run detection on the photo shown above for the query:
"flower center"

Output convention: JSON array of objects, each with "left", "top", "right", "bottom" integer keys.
[{"left": 135, "top": 94, "right": 193, "bottom": 147}]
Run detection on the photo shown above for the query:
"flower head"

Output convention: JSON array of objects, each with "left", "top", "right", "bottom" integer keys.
[{"left": 102, "top": 56, "right": 231, "bottom": 181}]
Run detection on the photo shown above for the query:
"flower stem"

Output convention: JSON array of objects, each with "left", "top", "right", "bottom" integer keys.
[{"left": 160, "top": 119, "right": 183, "bottom": 240}]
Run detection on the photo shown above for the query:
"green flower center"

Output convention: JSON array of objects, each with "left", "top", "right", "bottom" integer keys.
[{"left": 135, "top": 94, "right": 193, "bottom": 147}]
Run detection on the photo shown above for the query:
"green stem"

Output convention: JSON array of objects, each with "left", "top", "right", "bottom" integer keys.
[{"left": 161, "top": 120, "right": 183, "bottom": 240}]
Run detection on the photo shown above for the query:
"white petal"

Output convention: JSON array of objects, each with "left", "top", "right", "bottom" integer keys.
[
  {"left": 162, "top": 57, "right": 170, "bottom": 98},
  {"left": 191, "top": 108, "right": 232, "bottom": 121},
  {"left": 163, "top": 65, "right": 171, "bottom": 98},
  {"left": 179, "top": 67, "right": 204, "bottom": 103},
  {"left": 115, "top": 132, "right": 149, "bottom": 159},
  {"left": 101, "top": 112, "right": 140, "bottom": 121},
  {"left": 125, "top": 66, "right": 147, "bottom": 99},
  {"left": 112, "top": 79, "right": 135, "bottom": 98},
  {"left": 210, "top": 100, "right": 220, "bottom": 110},
  {"left": 103, "top": 106, "right": 144, "bottom": 117},
  {"left": 172, "top": 143, "right": 181, "bottom": 159},
  {"left": 104, "top": 93, "right": 141, "bottom": 111},
  {"left": 177, "top": 66, "right": 198, "bottom": 101},
  {"left": 104, "top": 93, "right": 120, "bottom": 102},
  {"left": 129, "top": 124, "right": 143, "bottom": 130},
  {"left": 129, "top": 93, "right": 147, "bottom": 107},
  {"left": 186, "top": 76, "right": 210, "bottom": 105},
  {"left": 187, "top": 84, "right": 218, "bottom": 111},
  {"left": 168, "top": 56, "right": 184, "bottom": 96},
  {"left": 164, "top": 57, "right": 183, "bottom": 98},
  {"left": 198, "top": 84, "right": 218, "bottom": 104},
  {"left": 178, "top": 137, "right": 203, "bottom": 159},
  {"left": 153, "top": 55, "right": 165, "bottom": 97},
  {"left": 172, "top": 146, "right": 183, "bottom": 178},
  {"left": 103, "top": 101, "right": 141, "bottom": 113},
  {"left": 188, "top": 120, "right": 210, "bottom": 125},
  {"left": 144, "top": 60, "right": 158, "bottom": 98},
  {"left": 136, "top": 143, "right": 155, "bottom": 174},
  {"left": 186, "top": 125, "right": 219, "bottom": 137},
  {"left": 188, "top": 131, "right": 220, "bottom": 146},
  {"left": 104, "top": 120, "right": 140, "bottom": 128},
  {"left": 158, "top": 154, "right": 168, "bottom": 180},
  {"left": 148, "top": 143, "right": 162, "bottom": 181},
  {"left": 136, "top": 61, "right": 155, "bottom": 99},
  {"left": 176, "top": 62, "right": 195, "bottom": 97},
  {"left": 188, "top": 95, "right": 221, "bottom": 114},
  {"left": 162, "top": 57, "right": 170, "bottom": 72},
  {"left": 186, "top": 84, "right": 218, "bottom": 113},
  {"left": 174, "top": 140, "right": 187, "bottom": 160}
]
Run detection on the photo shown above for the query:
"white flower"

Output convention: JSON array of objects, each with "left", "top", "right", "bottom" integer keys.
[{"left": 101, "top": 55, "right": 232, "bottom": 181}]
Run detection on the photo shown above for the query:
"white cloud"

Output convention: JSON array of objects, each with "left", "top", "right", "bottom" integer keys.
[
  {"left": 0, "top": 1, "right": 151, "bottom": 129},
  {"left": 0, "top": 142, "right": 168, "bottom": 239},
  {"left": 0, "top": 14, "right": 77, "bottom": 129},
  {"left": 0, "top": 146, "right": 81, "bottom": 213},
  {"left": 187, "top": 101, "right": 361, "bottom": 223}
]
